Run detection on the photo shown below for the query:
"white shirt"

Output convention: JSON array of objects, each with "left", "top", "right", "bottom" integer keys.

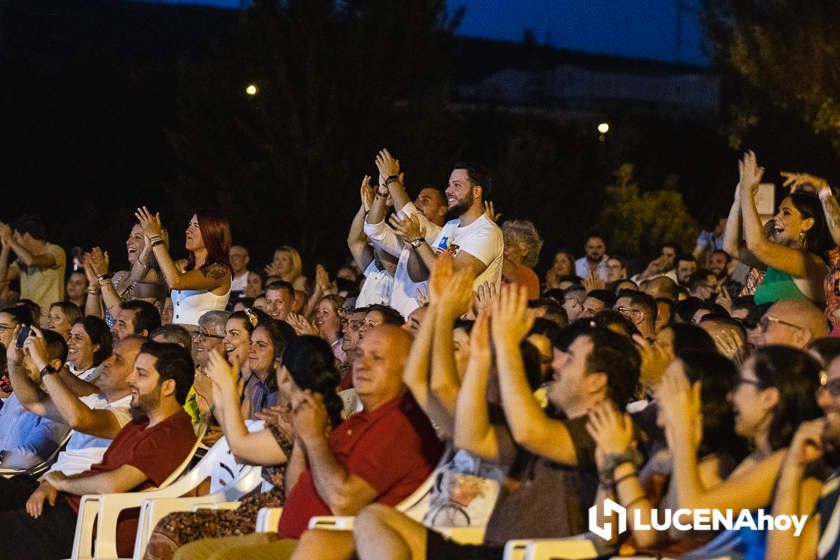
[
  {"left": 231, "top": 270, "right": 250, "bottom": 292},
  {"left": 432, "top": 214, "right": 504, "bottom": 290},
  {"left": 355, "top": 260, "right": 393, "bottom": 308},
  {"left": 172, "top": 285, "right": 231, "bottom": 326},
  {"left": 575, "top": 255, "right": 609, "bottom": 281},
  {"left": 47, "top": 393, "right": 133, "bottom": 476},
  {"left": 363, "top": 202, "right": 441, "bottom": 317}
]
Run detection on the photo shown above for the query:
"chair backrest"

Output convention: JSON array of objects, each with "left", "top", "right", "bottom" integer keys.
[{"left": 398, "top": 442, "right": 454, "bottom": 522}]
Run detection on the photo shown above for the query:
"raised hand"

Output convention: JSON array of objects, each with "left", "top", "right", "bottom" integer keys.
[
  {"left": 657, "top": 360, "right": 703, "bottom": 450},
  {"left": 0, "top": 222, "right": 11, "bottom": 245},
  {"left": 438, "top": 268, "right": 476, "bottom": 319},
  {"left": 483, "top": 201, "right": 501, "bottom": 223},
  {"left": 134, "top": 206, "right": 164, "bottom": 238},
  {"left": 388, "top": 213, "right": 425, "bottom": 242},
  {"left": 375, "top": 148, "right": 401, "bottom": 182},
  {"left": 287, "top": 313, "right": 319, "bottom": 336},
  {"left": 586, "top": 401, "right": 636, "bottom": 457},
  {"left": 205, "top": 348, "right": 239, "bottom": 396},
  {"left": 473, "top": 281, "right": 497, "bottom": 314},
  {"left": 490, "top": 283, "right": 535, "bottom": 345},
  {"left": 468, "top": 307, "right": 492, "bottom": 365},
  {"left": 81, "top": 253, "right": 99, "bottom": 287},
  {"left": 785, "top": 418, "right": 827, "bottom": 468},
  {"left": 264, "top": 261, "right": 283, "bottom": 279},
  {"left": 429, "top": 252, "right": 455, "bottom": 303},
  {"left": 633, "top": 334, "right": 674, "bottom": 393},
  {"left": 88, "top": 247, "right": 110, "bottom": 277},
  {"left": 781, "top": 171, "right": 830, "bottom": 194},
  {"left": 294, "top": 390, "right": 329, "bottom": 441},
  {"left": 582, "top": 269, "right": 605, "bottom": 292},
  {"left": 738, "top": 151, "right": 765, "bottom": 198},
  {"left": 23, "top": 326, "right": 49, "bottom": 370},
  {"left": 314, "top": 264, "right": 333, "bottom": 294},
  {"left": 360, "top": 175, "right": 375, "bottom": 212}
]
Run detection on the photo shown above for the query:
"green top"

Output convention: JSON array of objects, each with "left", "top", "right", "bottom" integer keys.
[{"left": 753, "top": 266, "right": 808, "bottom": 305}]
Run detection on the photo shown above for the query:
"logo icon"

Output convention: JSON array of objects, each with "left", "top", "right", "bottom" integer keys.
[{"left": 588, "top": 498, "right": 627, "bottom": 540}]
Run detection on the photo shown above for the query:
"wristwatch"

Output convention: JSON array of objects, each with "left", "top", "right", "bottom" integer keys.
[
  {"left": 385, "top": 175, "right": 400, "bottom": 186},
  {"left": 39, "top": 364, "right": 58, "bottom": 381},
  {"left": 409, "top": 238, "right": 424, "bottom": 248}
]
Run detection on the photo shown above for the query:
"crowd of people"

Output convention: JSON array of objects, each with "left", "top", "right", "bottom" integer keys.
[{"left": 0, "top": 148, "right": 840, "bottom": 559}]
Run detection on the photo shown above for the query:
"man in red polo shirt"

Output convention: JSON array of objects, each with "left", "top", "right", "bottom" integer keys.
[
  {"left": 0, "top": 341, "right": 197, "bottom": 559},
  {"left": 176, "top": 325, "right": 443, "bottom": 560}
]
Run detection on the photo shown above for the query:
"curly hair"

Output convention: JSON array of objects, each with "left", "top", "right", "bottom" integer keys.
[{"left": 502, "top": 219, "right": 544, "bottom": 268}]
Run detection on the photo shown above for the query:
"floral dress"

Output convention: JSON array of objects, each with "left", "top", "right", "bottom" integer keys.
[{"left": 143, "top": 419, "right": 295, "bottom": 560}]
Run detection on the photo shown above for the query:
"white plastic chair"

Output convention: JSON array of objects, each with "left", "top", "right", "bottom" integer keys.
[
  {"left": 69, "top": 420, "right": 210, "bottom": 560},
  {"left": 502, "top": 534, "right": 605, "bottom": 560}
]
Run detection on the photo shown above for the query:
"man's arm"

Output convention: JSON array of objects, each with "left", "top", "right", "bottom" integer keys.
[
  {"left": 24, "top": 330, "right": 118, "bottom": 437},
  {"left": 6, "top": 236, "right": 56, "bottom": 269},
  {"left": 492, "top": 285, "right": 578, "bottom": 465},
  {"left": 348, "top": 204, "right": 374, "bottom": 271},
  {"left": 6, "top": 347, "right": 52, "bottom": 418},
  {"left": 45, "top": 464, "right": 147, "bottom": 496}
]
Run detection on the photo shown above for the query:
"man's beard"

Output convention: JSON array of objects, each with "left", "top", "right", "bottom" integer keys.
[
  {"left": 446, "top": 197, "right": 471, "bottom": 219},
  {"left": 131, "top": 387, "right": 161, "bottom": 413}
]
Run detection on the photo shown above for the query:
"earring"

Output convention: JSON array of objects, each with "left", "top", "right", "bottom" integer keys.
[{"left": 799, "top": 231, "right": 806, "bottom": 247}]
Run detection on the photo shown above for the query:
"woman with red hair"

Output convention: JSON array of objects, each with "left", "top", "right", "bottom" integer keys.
[{"left": 136, "top": 207, "right": 232, "bottom": 326}]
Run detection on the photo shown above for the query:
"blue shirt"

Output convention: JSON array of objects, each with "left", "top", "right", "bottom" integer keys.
[{"left": 0, "top": 394, "right": 69, "bottom": 469}]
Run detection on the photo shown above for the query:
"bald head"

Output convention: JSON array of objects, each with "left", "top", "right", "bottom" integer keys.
[
  {"left": 642, "top": 276, "right": 678, "bottom": 301},
  {"left": 351, "top": 325, "right": 414, "bottom": 411},
  {"left": 762, "top": 300, "right": 829, "bottom": 349}
]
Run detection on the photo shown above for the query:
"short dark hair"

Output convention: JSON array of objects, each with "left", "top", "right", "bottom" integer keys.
[
  {"left": 688, "top": 269, "right": 715, "bottom": 292},
  {"left": 659, "top": 241, "right": 681, "bottom": 254},
  {"left": 13, "top": 300, "right": 40, "bottom": 325},
  {"left": 452, "top": 161, "right": 493, "bottom": 201},
  {"left": 150, "top": 324, "right": 192, "bottom": 350},
  {"left": 13, "top": 214, "right": 46, "bottom": 240},
  {"left": 528, "top": 298, "right": 568, "bottom": 328},
  {"left": 265, "top": 280, "right": 295, "bottom": 297},
  {"left": 583, "top": 328, "right": 641, "bottom": 407},
  {"left": 587, "top": 289, "right": 616, "bottom": 308},
  {"left": 623, "top": 291, "right": 657, "bottom": 324},
  {"left": 139, "top": 341, "right": 195, "bottom": 405},
  {"left": 0, "top": 305, "right": 34, "bottom": 326},
  {"left": 711, "top": 249, "right": 731, "bottom": 262},
  {"left": 121, "top": 300, "right": 162, "bottom": 336},
  {"left": 365, "top": 304, "right": 405, "bottom": 326},
  {"left": 42, "top": 328, "right": 69, "bottom": 364},
  {"left": 677, "top": 254, "right": 697, "bottom": 265}
]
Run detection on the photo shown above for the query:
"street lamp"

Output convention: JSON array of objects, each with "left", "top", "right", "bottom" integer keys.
[
  {"left": 245, "top": 83, "right": 259, "bottom": 96},
  {"left": 597, "top": 122, "right": 610, "bottom": 134}
]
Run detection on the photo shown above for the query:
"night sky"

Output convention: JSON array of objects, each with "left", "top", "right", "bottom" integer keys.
[{"left": 147, "top": 0, "right": 707, "bottom": 65}]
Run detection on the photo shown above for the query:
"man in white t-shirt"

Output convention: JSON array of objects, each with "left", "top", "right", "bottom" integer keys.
[
  {"left": 4, "top": 335, "right": 142, "bottom": 514},
  {"left": 364, "top": 149, "right": 449, "bottom": 317},
  {"left": 0, "top": 215, "right": 66, "bottom": 326},
  {"left": 396, "top": 160, "right": 503, "bottom": 289}
]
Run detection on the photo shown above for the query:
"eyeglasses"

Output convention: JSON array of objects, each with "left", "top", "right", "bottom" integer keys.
[
  {"left": 759, "top": 314, "right": 805, "bottom": 333},
  {"left": 193, "top": 330, "right": 224, "bottom": 340},
  {"left": 615, "top": 306, "right": 644, "bottom": 319}
]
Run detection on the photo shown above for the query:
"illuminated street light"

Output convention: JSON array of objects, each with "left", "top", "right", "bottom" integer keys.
[
  {"left": 597, "top": 122, "right": 610, "bottom": 134},
  {"left": 245, "top": 83, "right": 259, "bottom": 96}
]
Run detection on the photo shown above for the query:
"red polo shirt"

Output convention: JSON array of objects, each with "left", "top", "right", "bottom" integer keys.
[
  {"left": 277, "top": 392, "right": 443, "bottom": 538},
  {"left": 64, "top": 409, "right": 196, "bottom": 557}
]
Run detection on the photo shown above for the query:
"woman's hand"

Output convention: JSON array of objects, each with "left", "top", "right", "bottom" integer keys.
[
  {"left": 88, "top": 247, "right": 110, "bottom": 277},
  {"left": 781, "top": 171, "right": 830, "bottom": 195},
  {"left": 360, "top": 175, "right": 374, "bottom": 213},
  {"left": 657, "top": 361, "right": 703, "bottom": 451},
  {"left": 205, "top": 348, "right": 239, "bottom": 397},
  {"left": 738, "top": 151, "right": 765, "bottom": 200},
  {"left": 135, "top": 206, "right": 164, "bottom": 238},
  {"left": 287, "top": 313, "right": 319, "bottom": 336}
]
